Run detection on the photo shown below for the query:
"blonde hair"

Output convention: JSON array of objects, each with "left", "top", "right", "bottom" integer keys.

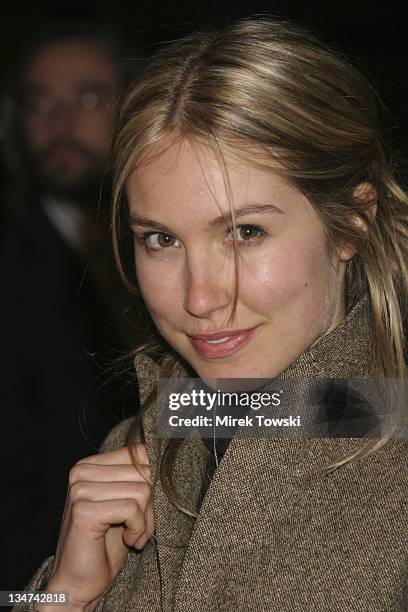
[{"left": 111, "top": 17, "right": 408, "bottom": 515}]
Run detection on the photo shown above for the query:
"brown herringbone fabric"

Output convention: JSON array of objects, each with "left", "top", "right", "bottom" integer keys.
[{"left": 19, "top": 299, "right": 408, "bottom": 611}]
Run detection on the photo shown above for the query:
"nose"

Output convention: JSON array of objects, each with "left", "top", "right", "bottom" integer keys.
[
  {"left": 183, "top": 249, "right": 234, "bottom": 319},
  {"left": 47, "top": 99, "right": 75, "bottom": 137}
]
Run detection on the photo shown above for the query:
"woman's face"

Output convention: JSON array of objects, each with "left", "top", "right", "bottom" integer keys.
[{"left": 127, "top": 139, "right": 348, "bottom": 381}]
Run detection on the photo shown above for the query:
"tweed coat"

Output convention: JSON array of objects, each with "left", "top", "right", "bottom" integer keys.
[{"left": 20, "top": 300, "right": 408, "bottom": 611}]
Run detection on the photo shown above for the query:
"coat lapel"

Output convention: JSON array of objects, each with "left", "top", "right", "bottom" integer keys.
[
  {"left": 172, "top": 298, "right": 376, "bottom": 608},
  {"left": 135, "top": 297, "right": 377, "bottom": 610},
  {"left": 138, "top": 358, "right": 207, "bottom": 611}
]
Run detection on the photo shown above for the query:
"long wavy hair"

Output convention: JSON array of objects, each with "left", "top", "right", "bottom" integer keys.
[{"left": 111, "top": 18, "right": 408, "bottom": 516}]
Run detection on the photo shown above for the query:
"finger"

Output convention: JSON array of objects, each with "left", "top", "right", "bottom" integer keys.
[
  {"left": 129, "top": 501, "right": 155, "bottom": 550},
  {"left": 123, "top": 507, "right": 154, "bottom": 549},
  {"left": 129, "top": 443, "right": 150, "bottom": 465},
  {"left": 70, "top": 498, "right": 148, "bottom": 539},
  {"left": 69, "top": 480, "right": 152, "bottom": 509},
  {"left": 77, "top": 443, "right": 149, "bottom": 467},
  {"left": 131, "top": 531, "right": 151, "bottom": 550},
  {"left": 69, "top": 463, "right": 151, "bottom": 486}
]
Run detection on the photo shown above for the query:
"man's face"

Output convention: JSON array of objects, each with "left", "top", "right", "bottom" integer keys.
[{"left": 20, "top": 40, "right": 120, "bottom": 200}]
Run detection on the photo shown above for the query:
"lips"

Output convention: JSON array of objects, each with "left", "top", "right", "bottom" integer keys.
[{"left": 188, "top": 326, "right": 259, "bottom": 359}]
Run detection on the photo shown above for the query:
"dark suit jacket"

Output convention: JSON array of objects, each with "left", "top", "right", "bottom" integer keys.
[{"left": 0, "top": 198, "right": 138, "bottom": 591}]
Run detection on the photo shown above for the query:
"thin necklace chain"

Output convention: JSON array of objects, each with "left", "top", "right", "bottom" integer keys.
[{"left": 213, "top": 399, "right": 219, "bottom": 468}]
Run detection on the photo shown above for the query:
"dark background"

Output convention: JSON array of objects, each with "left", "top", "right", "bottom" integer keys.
[
  {"left": 0, "top": 0, "right": 406, "bottom": 596},
  {"left": 0, "top": 1, "right": 407, "bottom": 154}
]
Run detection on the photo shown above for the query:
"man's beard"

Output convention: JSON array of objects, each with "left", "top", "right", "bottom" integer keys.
[{"left": 23, "top": 140, "right": 108, "bottom": 206}]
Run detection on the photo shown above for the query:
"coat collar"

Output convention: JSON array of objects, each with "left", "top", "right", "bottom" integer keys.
[
  {"left": 134, "top": 296, "right": 372, "bottom": 393},
  {"left": 134, "top": 297, "right": 374, "bottom": 610},
  {"left": 279, "top": 295, "right": 373, "bottom": 380}
]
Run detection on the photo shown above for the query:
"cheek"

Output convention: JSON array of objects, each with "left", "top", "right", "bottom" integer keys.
[
  {"left": 76, "top": 111, "right": 111, "bottom": 148},
  {"left": 23, "top": 118, "right": 49, "bottom": 149},
  {"left": 240, "top": 238, "right": 332, "bottom": 311},
  {"left": 135, "top": 256, "right": 181, "bottom": 323}
]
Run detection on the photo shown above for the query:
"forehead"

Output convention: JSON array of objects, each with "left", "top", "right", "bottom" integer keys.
[
  {"left": 22, "top": 41, "right": 118, "bottom": 90},
  {"left": 128, "top": 140, "right": 247, "bottom": 209},
  {"left": 127, "top": 139, "right": 305, "bottom": 218}
]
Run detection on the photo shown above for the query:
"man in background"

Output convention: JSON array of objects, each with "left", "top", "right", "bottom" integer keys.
[{"left": 0, "top": 22, "right": 144, "bottom": 590}]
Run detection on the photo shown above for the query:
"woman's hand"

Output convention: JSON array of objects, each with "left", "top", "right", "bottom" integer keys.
[{"left": 42, "top": 444, "right": 154, "bottom": 611}]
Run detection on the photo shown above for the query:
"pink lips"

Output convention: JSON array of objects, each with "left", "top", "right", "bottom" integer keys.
[{"left": 188, "top": 326, "right": 259, "bottom": 359}]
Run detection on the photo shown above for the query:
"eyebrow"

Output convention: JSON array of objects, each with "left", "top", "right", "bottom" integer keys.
[{"left": 128, "top": 202, "right": 284, "bottom": 233}]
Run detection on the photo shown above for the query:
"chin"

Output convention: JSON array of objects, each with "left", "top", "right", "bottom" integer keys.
[
  {"left": 193, "top": 360, "right": 269, "bottom": 385},
  {"left": 204, "top": 376, "right": 272, "bottom": 392}
]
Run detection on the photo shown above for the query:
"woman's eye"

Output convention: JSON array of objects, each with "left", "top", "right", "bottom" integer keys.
[
  {"left": 142, "top": 232, "right": 180, "bottom": 250},
  {"left": 228, "top": 224, "right": 265, "bottom": 244}
]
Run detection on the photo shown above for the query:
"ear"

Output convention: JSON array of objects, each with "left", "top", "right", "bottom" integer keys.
[{"left": 337, "top": 181, "right": 378, "bottom": 262}]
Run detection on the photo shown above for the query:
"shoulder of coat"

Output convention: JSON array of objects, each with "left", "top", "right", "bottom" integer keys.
[
  {"left": 99, "top": 353, "right": 191, "bottom": 455},
  {"left": 134, "top": 352, "right": 191, "bottom": 404},
  {"left": 99, "top": 417, "right": 135, "bottom": 453}
]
